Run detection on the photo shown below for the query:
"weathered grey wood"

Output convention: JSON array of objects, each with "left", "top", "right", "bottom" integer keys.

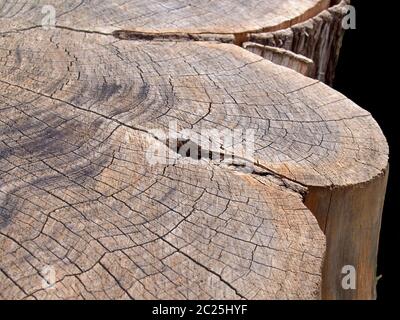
[
  {"left": 0, "top": 0, "right": 347, "bottom": 84},
  {"left": 0, "top": 0, "right": 330, "bottom": 34},
  {"left": 0, "top": 0, "right": 389, "bottom": 300},
  {"left": 248, "top": 0, "right": 351, "bottom": 84},
  {"left": 243, "top": 42, "right": 314, "bottom": 77}
]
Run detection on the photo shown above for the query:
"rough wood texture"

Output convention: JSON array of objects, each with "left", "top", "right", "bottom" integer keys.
[
  {"left": 243, "top": 42, "right": 314, "bottom": 77},
  {"left": 0, "top": 0, "right": 348, "bottom": 84},
  {"left": 0, "top": 0, "right": 330, "bottom": 34},
  {"left": 0, "top": 1, "right": 388, "bottom": 300},
  {"left": 248, "top": 0, "right": 351, "bottom": 84},
  {"left": 305, "top": 168, "right": 389, "bottom": 300}
]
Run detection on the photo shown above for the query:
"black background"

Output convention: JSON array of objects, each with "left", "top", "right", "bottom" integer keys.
[{"left": 334, "top": 0, "right": 398, "bottom": 300}]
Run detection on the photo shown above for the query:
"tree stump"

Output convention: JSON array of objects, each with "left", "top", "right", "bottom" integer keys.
[
  {"left": 247, "top": 0, "right": 351, "bottom": 85},
  {"left": 0, "top": 1, "right": 388, "bottom": 300}
]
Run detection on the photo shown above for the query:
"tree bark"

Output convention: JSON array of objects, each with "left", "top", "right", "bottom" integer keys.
[
  {"left": 0, "top": 0, "right": 388, "bottom": 300},
  {"left": 246, "top": 0, "right": 351, "bottom": 85}
]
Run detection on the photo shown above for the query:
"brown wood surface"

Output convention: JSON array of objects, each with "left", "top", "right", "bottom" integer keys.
[
  {"left": 248, "top": 0, "right": 351, "bottom": 84},
  {"left": 0, "top": 0, "right": 330, "bottom": 34},
  {"left": 0, "top": 0, "right": 389, "bottom": 300}
]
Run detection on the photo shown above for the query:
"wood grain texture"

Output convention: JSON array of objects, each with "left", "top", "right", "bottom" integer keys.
[
  {"left": 305, "top": 168, "right": 389, "bottom": 300},
  {"left": 0, "top": 0, "right": 330, "bottom": 34},
  {"left": 248, "top": 0, "right": 351, "bottom": 84},
  {"left": 243, "top": 42, "right": 314, "bottom": 77},
  {"left": 0, "top": 0, "right": 389, "bottom": 300},
  {"left": 0, "top": 0, "right": 347, "bottom": 83}
]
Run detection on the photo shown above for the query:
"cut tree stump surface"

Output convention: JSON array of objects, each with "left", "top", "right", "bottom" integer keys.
[
  {"left": 0, "top": 0, "right": 350, "bottom": 84},
  {"left": 1, "top": 0, "right": 330, "bottom": 34},
  {"left": 0, "top": 1, "right": 389, "bottom": 300}
]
